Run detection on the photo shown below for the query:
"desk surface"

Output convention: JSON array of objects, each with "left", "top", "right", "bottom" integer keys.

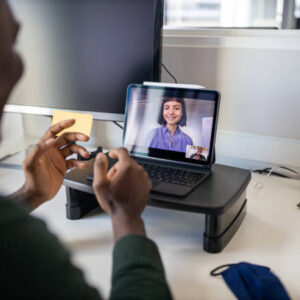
[{"left": 0, "top": 167, "right": 299, "bottom": 299}]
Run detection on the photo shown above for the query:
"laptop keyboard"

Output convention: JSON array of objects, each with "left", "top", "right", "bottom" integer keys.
[
  {"left": 87, "top": 155, "right": 205, "bottom": 189},
  {"left": 140, "top": 163, "right": 205, "bottom": 188}
]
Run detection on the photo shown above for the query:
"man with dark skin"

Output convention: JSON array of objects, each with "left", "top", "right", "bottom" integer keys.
[
  {"left": 190, "top": 147, "right": 205, "bottom": 160},
  {"left": 0, "top": 1, "right": 172, "bottom": 299}
]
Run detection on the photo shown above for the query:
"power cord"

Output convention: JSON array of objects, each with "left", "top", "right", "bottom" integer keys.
[
  {"left": 112, "top": 121, "right": 124, "bottom": 130},
  {"left": 252, "top": 166, "right": 300, "bottom": 209},
  {"left": 161, "top": 62, "right": 178, "bottom": 83},
  {"left": 252, "top": 166, "right": 300, "bottom": 179},
  {"left": 252, "top": 166, "right": 275, "bottom": 191},
  {"left": 0, "top": 144, "right": 34, "bottom": 170},
  {"left": 0, "top": 150, "right": 22, "bottom": 163}
]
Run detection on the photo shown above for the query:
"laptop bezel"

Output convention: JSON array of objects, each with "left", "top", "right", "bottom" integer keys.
[{"left": 123, "top": 84, "right": 220, "bottom": 167}]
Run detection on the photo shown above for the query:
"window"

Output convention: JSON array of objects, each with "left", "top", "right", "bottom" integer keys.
[
  {"left": 296, "top": 0, "right": 300, "bottom": 17},
  {"left": 164, "top": 0, "right": 284, "bottom": 28}
]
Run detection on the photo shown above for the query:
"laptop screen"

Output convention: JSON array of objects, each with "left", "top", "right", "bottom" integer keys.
[{"left": 123, "top": 84, "right": 220, "bottom": 166}]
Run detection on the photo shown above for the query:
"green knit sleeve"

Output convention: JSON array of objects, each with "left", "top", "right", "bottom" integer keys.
[
  {"left": 110, "top": 235, "right": 172, "bottom": 300},
  {"left": 0, "top": 197, "right": 102, "bottom": 300}
]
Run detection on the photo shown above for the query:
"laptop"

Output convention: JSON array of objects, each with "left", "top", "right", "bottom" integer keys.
[{"left": 88, "top": 83, "right": 220, "bottom": 197}]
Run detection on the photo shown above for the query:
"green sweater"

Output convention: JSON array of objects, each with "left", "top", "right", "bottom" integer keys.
[{"left": 0, "top": 197, "right": 172, "bottom": 300}]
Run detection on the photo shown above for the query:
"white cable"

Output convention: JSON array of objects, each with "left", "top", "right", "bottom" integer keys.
[{"left": 253, "top": 166, "right": 276, "bottom": 192}]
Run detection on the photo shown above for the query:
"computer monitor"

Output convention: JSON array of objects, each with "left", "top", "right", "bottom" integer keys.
[{"left": 5, "top": 0, "right": 163, "bottom": 121}]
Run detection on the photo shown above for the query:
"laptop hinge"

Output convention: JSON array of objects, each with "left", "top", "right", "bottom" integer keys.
[{"left": 132, "top": 154, "right": 211, "bottom": 171}]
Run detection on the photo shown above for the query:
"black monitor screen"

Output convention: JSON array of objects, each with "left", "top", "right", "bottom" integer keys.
[{"left": 7, "top": 0, "right": 163, "bottom": 120}]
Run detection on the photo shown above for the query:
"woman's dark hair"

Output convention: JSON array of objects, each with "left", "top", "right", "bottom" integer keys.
[{"left": 157, "top": 97, "right": 187, "bottom": 126}]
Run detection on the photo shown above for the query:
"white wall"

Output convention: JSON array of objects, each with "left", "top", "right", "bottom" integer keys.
[
  {"left": 162, "top": 29, "right": 300, "bottom": 168},
  {"left": 1, "top": 29, "right": 300, "bottom": 169}
]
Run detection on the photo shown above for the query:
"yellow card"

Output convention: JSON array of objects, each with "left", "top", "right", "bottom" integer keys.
[{"left": 52, "top": 110, "right": 93, "bottom": 136}]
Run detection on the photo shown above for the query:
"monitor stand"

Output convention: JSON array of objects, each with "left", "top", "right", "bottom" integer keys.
[{"left": 63, "top": 159, "right": 251, "bottom": 253}]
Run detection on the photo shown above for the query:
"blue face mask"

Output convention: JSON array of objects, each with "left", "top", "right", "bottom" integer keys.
[{"left": 211, "top": 262, "right": 290, "bottom": 300}]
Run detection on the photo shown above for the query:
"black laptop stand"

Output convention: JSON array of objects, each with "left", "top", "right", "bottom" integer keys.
[{"left": 63, "top": 159, "right": 251, "bottom": 253}]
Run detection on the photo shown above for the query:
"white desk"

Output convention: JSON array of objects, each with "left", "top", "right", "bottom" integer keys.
[{"left": 0, "top": 167, "right": 299, "bottom": 299}]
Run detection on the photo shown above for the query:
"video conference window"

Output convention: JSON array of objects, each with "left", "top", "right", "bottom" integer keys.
[{"left": 125, "top": 87, "right": 216, "bottom": 162}]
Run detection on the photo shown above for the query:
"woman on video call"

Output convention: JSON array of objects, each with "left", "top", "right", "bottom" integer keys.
[{"left": 148, "top": 97, "right": 193, "bottom": 152}]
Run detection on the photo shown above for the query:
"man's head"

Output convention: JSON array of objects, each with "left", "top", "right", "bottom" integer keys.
[
  {"left": 197, "top": 147, "right": 202, "bottom": 155},
  {"left": 0, "top": 0, "right": 23, "bottom": 117}
]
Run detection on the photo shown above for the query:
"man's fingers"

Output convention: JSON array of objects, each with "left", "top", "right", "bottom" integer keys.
[
  {"left": 107, "top": 166, "right": 117, "bottom": 180},
  {"left": 108, "top": 148, "right": 133, "bottom": 172},
  {"left": 66, "top": 159, "right": 88, "bottom": 170},
  {"left": 109, "top": 148, "right": 129, "bottom": 162},
  {"left": 41, "top": 119, "right": 75, "bottom": 141},
  {"left": 55, "top": 132, "right": 89, "bottom": 149},
  {"left": 60, "top": 144, "right": 90, "bottom": 159},
  {"left": 147, "top": 176, "right": 152, "bottom": 191},
  {"left": 93, "top": 153, "right": 109, "bottom": 186},
  {"left": 23, "top": 139, "right": 55, "bottom": 169}
]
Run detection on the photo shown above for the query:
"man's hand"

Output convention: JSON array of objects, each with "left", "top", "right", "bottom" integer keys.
[
  {"left": 93, "top": 148, "right": 151, "bottom": 241},
  {"left": 10, "top": 119, "right": 90, "bottom": 210}
]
